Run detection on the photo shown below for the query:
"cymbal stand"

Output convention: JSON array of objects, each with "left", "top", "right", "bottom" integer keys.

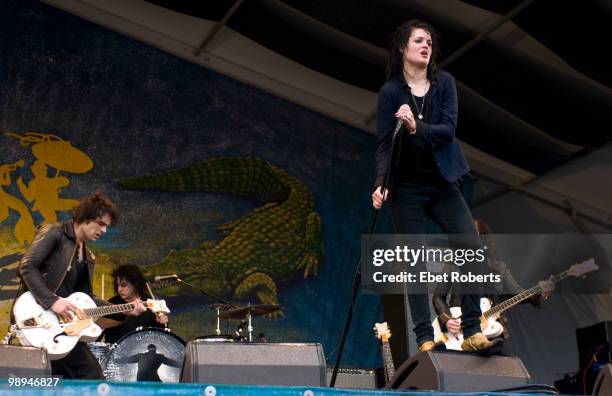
[
  {"left": 215, "top": 306, "right": 221, "bottom": 335},
  {"left": 246, "top": 311, "right": 253, "bottom": 342},
  {"left": 209, "top": 303, "right": 232, "bottom": 335}
]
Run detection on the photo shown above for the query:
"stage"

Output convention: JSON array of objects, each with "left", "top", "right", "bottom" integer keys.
[{"left": 0, "top": 380, "right": 556, "bottom": 396}]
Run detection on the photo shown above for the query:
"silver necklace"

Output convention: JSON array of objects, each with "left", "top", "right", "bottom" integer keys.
[
  {"left": 410, "top": 92, "right": 425, "bottom": 120},
  {"left": 409, "top": 82, "right": 428, "bottom": 120},
  {"left": 410, "top": 89, "right": 427, "bottom": 120}
]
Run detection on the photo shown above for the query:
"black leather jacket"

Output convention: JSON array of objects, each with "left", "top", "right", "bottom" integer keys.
[{"left": 15, "top": 220, "right": 106, "bottom": 311}]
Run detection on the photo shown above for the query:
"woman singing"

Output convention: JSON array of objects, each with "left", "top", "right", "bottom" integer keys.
[{"left": 371, "top": 20, "right": 500, "bottom": 353}]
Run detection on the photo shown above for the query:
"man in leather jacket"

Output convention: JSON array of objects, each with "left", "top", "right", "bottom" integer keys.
[{"left": 13, "top": 191, "right": 145, "bottom": 379}]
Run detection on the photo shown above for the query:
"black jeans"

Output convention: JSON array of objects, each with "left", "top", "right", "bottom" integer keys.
[
  {"left": 51, "top": 342, "right": 104, "bottom": 379},
  {"left": 390, "top": 180, "right": 482, "bottom": 346}
]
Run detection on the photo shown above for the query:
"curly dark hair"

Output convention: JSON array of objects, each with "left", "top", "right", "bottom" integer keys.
[
  {"left": 385, "top": 19, "right": 440, "bottom": 82},
  {"left": 112, "top": 264, "right": 150, "bottom": 299},
  {"left": 73, "top": 191, "right": 118, "bottom": 224}
]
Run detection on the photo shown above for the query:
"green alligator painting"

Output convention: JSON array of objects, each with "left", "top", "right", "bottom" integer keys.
[{"left": 117, "top": 157, "right": 323, "bottom": 313}]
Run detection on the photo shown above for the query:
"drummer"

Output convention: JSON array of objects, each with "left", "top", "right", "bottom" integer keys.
[{"left": 100, "top": 265, "right": 169, "bottom": 344}]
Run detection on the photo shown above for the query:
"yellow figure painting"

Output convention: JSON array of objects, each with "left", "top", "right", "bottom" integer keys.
[
  {"left": 0, "top": 160, "right": 35, "bottom": 245},
  {"left": 2, "top": 132, "right": 94, "bottom": 245},
  {"left": 17, "top": 159, "right": 80, "bottom": 223}
]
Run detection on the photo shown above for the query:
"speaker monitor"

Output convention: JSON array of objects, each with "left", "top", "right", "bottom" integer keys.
[
  {"left": 326, "top": 367, "right": 379, "bottom": 389},
  {"left": 181, "top": 342, "right": 325, "bottom": 386},
  {"left": 0, "top": 345, "right": 51, "bottom": 377},
  {"left": 592, "top": 364, "right": 612, "bottom": 396},
  {"left": 386, "top": 351, "right": 530, "bottom": 392}
]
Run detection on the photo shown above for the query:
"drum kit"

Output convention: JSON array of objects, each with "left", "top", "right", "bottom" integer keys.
[{"left": 88, "top": 302, "right": 282, "bottom": 383}]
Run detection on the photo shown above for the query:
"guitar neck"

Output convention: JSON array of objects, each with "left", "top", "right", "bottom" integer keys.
[
  {"left": 483, "top": 270, "right": 568, "bottom": 319},
  {"left": 82, "top": 303, "right": 136, "bottom": 318},
  {"left": 381, "top": 340, "right": 396, "bottom": 382}
]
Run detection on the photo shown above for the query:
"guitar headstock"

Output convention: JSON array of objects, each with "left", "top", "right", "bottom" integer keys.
[
  {"left": 145, "top": 299, "right": 170, "bottom": 314},
  {"left": 567, "top": 258, "right": 598, "bottom": 278},
  {"left": 374, "top": 322, "right": 391, "bottom": 342}
]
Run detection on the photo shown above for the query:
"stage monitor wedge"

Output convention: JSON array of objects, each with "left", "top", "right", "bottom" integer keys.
[
  {"left": 0, "top": 345, "right": 51, "bottom": 377},
  {"left": 181, "top": 342, "right": 325, "bottom": 386},
  {"left": 386, "top": 351, "right": 530, "bottom": 392}
]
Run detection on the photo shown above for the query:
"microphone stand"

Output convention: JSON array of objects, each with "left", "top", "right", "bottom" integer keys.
[
  {"left": 175, "top": 276, "right": 238, "bottom": 309},
  {"left": 174, "top": 277, "right": 239, "bottom": 337},
  {"left": 330, "top": 120, "right": 404, "bottom": 387}
]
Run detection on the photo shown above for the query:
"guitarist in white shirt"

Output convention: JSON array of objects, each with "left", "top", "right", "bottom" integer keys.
[
  {"left": 12, "top": 192, "right": 146, "bottom": 379},
  {"left": 432, "top": 219, "right": 554, "bottom": 352}
]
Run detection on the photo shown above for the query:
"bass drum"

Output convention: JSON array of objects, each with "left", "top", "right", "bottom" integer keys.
[
  {"left": 104, "top": 327, "right": 185, "bottom": 383},
  {"left": 87, "top": 342, "right": 111, "bottom": 367}
]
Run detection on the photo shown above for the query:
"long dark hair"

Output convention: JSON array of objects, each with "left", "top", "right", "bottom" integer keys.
[
  {"left": 112, "top": 264, "right": 150, "bottom": 299},
  {"left": 385, "top": 19, "right": 440, "bottom": 82}
]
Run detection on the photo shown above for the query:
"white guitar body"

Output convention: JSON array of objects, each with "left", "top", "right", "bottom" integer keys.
[
  {"left": 432, "top": 298, "right": 504, "bottom": 351},
  {"left": 13, "top": 292, "right": 102, "bottom": 360},
  {"left": 432, "top": 258, "right": 598, "bottom": 351},
  {"left": 479, "top": 298, "right": 504, "bottom": 339}
]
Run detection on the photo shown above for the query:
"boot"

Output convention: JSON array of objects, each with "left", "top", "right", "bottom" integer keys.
[
  {"left": 417, "top": 339, "right": 445, "bottom": 353},
  {"left": 418, "top": 340, "right": 436, "bottom": 352},
  {"left": 461, "top": 332, "right": 503, "bottom": 352}
]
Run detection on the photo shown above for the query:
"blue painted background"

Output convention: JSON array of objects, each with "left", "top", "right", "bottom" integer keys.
[{"left": 0, "top": 0, "right": 389, "bottom": 367}]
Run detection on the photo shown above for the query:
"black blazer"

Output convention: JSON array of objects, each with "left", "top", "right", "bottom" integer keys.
[{"left": 375, "top": 70, "right": 469, "bottom": 186}]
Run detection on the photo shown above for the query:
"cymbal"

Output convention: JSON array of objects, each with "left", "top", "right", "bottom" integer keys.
[{"left": 218, "top": 304, "right": 281, "bottom": 319}]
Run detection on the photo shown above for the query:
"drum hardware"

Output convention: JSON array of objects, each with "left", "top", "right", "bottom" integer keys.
[
  {"left": 194, "top": 334, "right": 236, "bottom": 342},
  {"left": 209, "top": 303, "right": 235, "bottom": 336},
  {"left": 156, "top": 276, "right": 241, "bottom": 339},
  {"left": 219, "top": 304, "right": 281, "bottom": 342},
  {"left": 234, "top": 319, "right": 247, "bottom": 342},
  {"left": 218, "top": 304, "right": 282, "bottom": 319}
]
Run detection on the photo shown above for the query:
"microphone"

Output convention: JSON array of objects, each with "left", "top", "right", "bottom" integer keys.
[
  {"left": 393, "top": 118, "right": 403, "bottom": 136},
  {"left": 154, "top": 274, "right": 179, "bottom": 282}
]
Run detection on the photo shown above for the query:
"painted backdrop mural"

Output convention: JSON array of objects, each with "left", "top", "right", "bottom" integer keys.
[{"left": 0, "top": 0, "right": 385, "bottom": 367}]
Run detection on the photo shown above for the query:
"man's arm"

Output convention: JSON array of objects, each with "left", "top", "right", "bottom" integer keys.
[
  {"left": 19, "top": 224, "right": 62, "bottom": 309},
  {"left": 432, "top": 264, "right": 460, "bottom": 334}
]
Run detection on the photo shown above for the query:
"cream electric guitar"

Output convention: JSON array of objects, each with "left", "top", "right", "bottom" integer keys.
[
  {"left": 374, "top": 322, "right": 395, "bottom": 385},
  {"left": 432, "top": 258, "right": 598, "bottom": 351},
  {"left": 13, "top": 291, "right": 170, "bottom": 359}
]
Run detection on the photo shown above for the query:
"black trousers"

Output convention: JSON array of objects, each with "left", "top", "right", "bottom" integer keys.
[
  {"left": 390, "top": 180, "right": 484, "bottom": 345},
  {"left": 51, "top": 342, "right": 104, "bottom": 379}
]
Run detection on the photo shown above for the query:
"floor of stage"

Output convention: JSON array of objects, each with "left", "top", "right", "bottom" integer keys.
[{"left": 0, "top": 380, "right": 561, "bottom": 396}]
